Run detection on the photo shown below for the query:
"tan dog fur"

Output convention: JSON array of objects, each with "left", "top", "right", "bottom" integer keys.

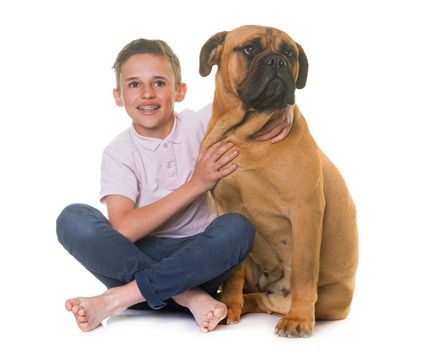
[{"left": 199, "top": 25, "right": 358, "bottom": 337}]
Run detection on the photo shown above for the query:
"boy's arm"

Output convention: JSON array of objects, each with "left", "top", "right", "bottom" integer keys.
[
  {"left": 104, "top": 140, "right": 238, "bottom": 242},
  {"left": 105, "top": 183, "right": 203, "bottom": 242}
]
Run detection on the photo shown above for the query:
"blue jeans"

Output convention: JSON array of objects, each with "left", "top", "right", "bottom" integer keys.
[{"left": 56, "top": 203, "right": 255, "bottom": 310}]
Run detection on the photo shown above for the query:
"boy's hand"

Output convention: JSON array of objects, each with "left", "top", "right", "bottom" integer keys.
[
  {"left": 190, "top": 140, "right": 238, "bottom": 193},
  {"left": 252, "top": 106, "right": 294, "bottom": 143}
]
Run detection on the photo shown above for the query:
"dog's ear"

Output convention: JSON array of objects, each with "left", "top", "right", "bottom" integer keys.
[
  {"left": 295, "top": 43, "right": 308, "bottom": 89},
  {"left": 199, "top": 31, "right": 228, "bottom": 77}
]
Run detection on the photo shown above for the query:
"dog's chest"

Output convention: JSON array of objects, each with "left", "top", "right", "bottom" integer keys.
[{"left": 213, "top": 167, "right": 292, "bottom": 283}]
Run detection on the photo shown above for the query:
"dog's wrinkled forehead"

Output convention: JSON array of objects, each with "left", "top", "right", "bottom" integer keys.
[{"left": 225, "top": 26, "right": 296, "bottom": 54}]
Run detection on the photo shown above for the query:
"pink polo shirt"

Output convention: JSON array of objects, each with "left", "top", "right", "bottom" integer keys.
[{"left": 100, "top": 104, "right": 217, "bottom": 238}]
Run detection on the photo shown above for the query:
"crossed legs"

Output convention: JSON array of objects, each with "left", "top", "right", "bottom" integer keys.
[
  {"left": 57, "top": 204, "right": 254, "bottom": 332},
  {"left": 64, "top": 281, "right": 227, "bottom": 332}
]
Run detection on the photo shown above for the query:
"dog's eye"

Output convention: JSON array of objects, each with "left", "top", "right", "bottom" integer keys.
[
  {"left": 282, "top": 48, "right": 295, "bottom": 58},
  {"left": 243, "top": 46, "right": 257, "bottom": 55}
]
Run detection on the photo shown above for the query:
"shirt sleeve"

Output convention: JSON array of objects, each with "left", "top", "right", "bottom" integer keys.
[
  {"left": 197, "top": 103, "right": 212, "bottom": 132},
  {"left": 100, "top": 147, "right": 139, "bottom": 204}
]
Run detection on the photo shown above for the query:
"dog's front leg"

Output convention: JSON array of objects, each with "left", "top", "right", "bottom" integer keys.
[
  {"left": 203, "top": 104, "right": 245, "bottom": 148},
  {"left": 219, "top": 262, "right": 246, "bottom": 324},
  {"left": 275, "top": 202, "right": 324, "bottom": 337}
]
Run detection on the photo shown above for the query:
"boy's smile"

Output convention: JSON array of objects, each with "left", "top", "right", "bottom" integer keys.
[
  {"left": 113, "top": 53, "right": 186, "bottom": 139},
  {"left": 137, "top": 105, "right": 160, "bottom": 113}
]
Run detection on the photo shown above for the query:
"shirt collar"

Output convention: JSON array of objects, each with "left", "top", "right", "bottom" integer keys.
[{"left": 129, "top": 113, "right": 182, "bottom": 151}]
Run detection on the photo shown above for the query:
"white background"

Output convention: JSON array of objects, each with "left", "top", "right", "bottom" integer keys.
[{"left": 1, "top": 0, "right": 421, "bottom": 349}]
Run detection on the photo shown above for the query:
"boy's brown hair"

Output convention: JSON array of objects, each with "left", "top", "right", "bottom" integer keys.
[{"left": 112, "top": 38, "right": 182, "bottom": 91}]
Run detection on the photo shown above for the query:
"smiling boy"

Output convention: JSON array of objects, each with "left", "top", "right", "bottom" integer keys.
[{"left": 56, "top": 38, "right": 289, "bottom": 333}]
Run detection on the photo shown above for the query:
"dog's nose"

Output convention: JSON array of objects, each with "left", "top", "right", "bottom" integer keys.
[{"left": 265, "top": 54, "right": 287, "bottom": 68}]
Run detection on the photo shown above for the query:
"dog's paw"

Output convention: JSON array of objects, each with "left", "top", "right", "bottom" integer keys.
[
  {"left": 274, "top": 314, "right": 314, "bottom": 337},
  {"left": 225, "top": 303, "right": 243, "bottom": 325}
]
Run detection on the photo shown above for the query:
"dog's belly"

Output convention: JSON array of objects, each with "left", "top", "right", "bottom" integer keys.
[{"left": 213, "top": 168, "right": 292, "bottom": 293}]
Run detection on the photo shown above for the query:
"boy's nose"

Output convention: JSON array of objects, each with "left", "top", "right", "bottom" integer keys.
[{"left": 142, "top": 87, "right": 156, "bottom": 99}]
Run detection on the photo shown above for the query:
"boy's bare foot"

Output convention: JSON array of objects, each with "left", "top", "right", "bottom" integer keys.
[
  {"left": 65, "top": 292, "right": 124, "bottom": 331},
  {"left": 195, "top": 302, "right": 227, "bottom": 333},
  {"left": 173, "top": 288, "right": 228, "bottom": 333},
  {"left": 65, "top": 281, "right": 144, "bottom": 331}
]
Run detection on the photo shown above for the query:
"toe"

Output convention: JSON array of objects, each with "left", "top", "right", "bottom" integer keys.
[
  {"left": 207, "top": 304, "right": 227, "bottom": 332},
  {"left": 65, "top": 299, "right": 78, "bottom": 311},
  {"left": 76, "top": 314, "right": 87, "bottom": 324},
  {"left": 71, "top": 304, "right": 80, "bottom": 314},
  {"left": 77, "top": 308, "right": 86, "bottom": 316},
  {"left": 65, "top": 301, "right": 72, "bottom": 311}
]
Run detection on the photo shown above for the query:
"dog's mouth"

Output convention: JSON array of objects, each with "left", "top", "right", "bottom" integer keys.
[
  {"left": 238, "top": 57, "right": 296, "bottom": 112},
  {"left": 257, "top": 79, "right": 290, "bottom": 110}
]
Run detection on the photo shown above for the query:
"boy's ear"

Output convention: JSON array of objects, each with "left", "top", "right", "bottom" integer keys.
[
  {"left": 113, "top": 88, "right": 124, "bottom": 106},
  {"left": 175, "top": 83, "right": 187, "bottom": 102}
]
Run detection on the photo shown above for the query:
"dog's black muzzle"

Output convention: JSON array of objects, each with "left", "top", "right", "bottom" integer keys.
[{"left": 238, "top": 53, "right": 296, "bottom": 112}]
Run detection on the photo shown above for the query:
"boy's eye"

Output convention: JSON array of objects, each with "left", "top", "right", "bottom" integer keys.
[
  {"left": 154, "top": 80, "right": 166, "bottom": 87},
  {"left": 128, "top": 81, "right": 139, "bottom": 88}
]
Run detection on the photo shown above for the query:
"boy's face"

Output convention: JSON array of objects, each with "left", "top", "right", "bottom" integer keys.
[{"left": 113, "top": 53, "right": 186, "bottom": 139}]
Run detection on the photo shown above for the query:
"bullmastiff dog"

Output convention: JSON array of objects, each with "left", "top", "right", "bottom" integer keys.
[{"left": 199, "top": 25, "right": 358, "bottom": 337}]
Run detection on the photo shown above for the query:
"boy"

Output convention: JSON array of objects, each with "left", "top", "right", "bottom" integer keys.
[{"left": 56, "top": 38, "right": 290, "bottom": 333}]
